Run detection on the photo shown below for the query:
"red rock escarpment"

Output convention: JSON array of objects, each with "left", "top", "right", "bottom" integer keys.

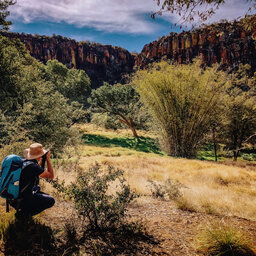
[
  {"left": 135, "top": 21, "right": 256, "bottom": 70},
  {"left": 0, "top": 32, "right": 134, "bottom": 87},
  {"left": 1, "top": 19, "right": 256, "bottom": 86}
]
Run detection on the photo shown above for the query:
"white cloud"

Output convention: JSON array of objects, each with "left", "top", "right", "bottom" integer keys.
[
  {"left": 9, "top": 0, "right": 254, "bottom": 34},
  {"left": 10, "top": 0, "right": 161, "bottom": 34}
]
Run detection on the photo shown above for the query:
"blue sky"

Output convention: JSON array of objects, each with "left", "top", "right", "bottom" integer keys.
[{"left": 9, "top": 0, "right": 255, "bottom": 53}]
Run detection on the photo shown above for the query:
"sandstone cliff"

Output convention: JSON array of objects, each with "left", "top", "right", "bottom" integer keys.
[
  {"left": 135, "top": 20, "right": 256, "bottom": 70},
  {"left": 1, "top": 19, "right": 256, "bottom": 86},
  {"left": 0, "top": 32, "right": 134, "bottom": 87}
]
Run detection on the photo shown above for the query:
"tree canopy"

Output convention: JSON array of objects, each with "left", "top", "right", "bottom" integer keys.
[
  {"left": 88, "top": 83, "right": 146, "bottom": 137},
  {"left": 0, "top": 0, "right": 15, "bottom": 31},
  {"left": 41, "top": 60, "right": 91, "bottom": 106},
  {"left": 153, "top": 0, "right": 256, "bottom": 37},
  {"left": 0, "top": 35, "right": 82, "bottom": 154},
  {"left": 220, "top": 64, "right": 256, "bottom": 161}
]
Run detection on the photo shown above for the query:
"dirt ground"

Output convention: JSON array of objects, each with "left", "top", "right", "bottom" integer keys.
[{"left": 38, "top": 196, "right": 256, "bottom": 256}]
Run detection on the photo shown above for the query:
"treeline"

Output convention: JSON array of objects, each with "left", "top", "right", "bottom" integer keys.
[
  {"left": 0, "top": 35, "right": 90, "bottom": 156},
  {"left": 1, "top": 33, "right": 256, "bottom": 161},
  {"left": 133, "top": 60, "right": 256, "bottom": 160}
]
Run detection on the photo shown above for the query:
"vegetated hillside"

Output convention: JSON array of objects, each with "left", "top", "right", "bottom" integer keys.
[
  {"left": 135, "top": 18, "right": 256, "bottom": 70},
  {"left": 0, "top": 31, "right": 134, "bottom": 88}
]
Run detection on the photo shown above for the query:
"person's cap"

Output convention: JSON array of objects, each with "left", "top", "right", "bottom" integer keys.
[{"left": 24, "top": 143, "right": 48, "bottom": 160}]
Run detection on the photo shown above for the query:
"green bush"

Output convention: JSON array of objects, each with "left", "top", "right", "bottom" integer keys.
[
  {"left": 0, "top": 35, "right": 83, "bottom": 155},
  {"left": 197, "top": 224, "right": 256, "bottom": 256},
  {"left": 133, "top": 59, "right": 228, "bottom": 158},
  {"left": 91, "top": 112, "right": 120, "bottom": 130},
  {"left": 51, "top": 164, "right": 138, "bottom": 231}
]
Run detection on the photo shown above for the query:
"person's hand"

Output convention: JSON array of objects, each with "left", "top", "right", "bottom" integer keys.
[{"left": 46, "top": 150, "right": 51, "bottom": 161}]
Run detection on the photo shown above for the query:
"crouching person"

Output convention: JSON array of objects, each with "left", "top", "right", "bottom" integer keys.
[{"left": 12, "top": 143, "right": 55, "bottom": 218}]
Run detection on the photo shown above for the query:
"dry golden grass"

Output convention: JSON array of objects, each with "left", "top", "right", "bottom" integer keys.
[{"left": 27, "top": 124, "right": 256, "bottom": 222}]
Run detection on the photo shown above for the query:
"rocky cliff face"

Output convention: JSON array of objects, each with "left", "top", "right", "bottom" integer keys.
[
  {"left": 2, "top": 19, "right": 256, "bottom": 87},
  {"left": 0, "top": 32, "right": 134, "bottom": 87},
  {"left": 135, "top": 21, "right": 256, "bottom": 70}
]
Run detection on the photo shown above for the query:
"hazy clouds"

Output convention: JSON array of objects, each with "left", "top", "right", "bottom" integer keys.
[{"left": 10, "top": 0, "right": 254, "bottom": 34}]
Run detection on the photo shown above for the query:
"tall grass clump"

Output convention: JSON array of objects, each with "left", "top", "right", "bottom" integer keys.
[
  {"left": 133, "top": 59, "right": 228, "bottom": 158},
  {"left": 197, "top": 224, "right": 256, "bottom": 256}
]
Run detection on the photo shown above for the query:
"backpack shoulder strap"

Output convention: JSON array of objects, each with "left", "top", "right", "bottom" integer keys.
[{"left": 22, "top": 161, "right": 34, "bottom": 170}]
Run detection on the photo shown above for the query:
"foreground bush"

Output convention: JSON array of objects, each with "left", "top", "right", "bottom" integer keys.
[
  {"left": 197, "top": 224, "right": 256, "bottom": 256},
  {"left": 52, "top": 164, "right": 138, "bottom": 231}
]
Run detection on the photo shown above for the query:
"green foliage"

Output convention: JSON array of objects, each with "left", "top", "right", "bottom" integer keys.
[
  {"left": 0, "top": 36, "right": 36, "bottom": 113},
  {"left": 51, "top": 164, "right": 138, "bottom": 231},
  {"left": 220, "top": 65, "right": 256, "bottom": 161},
  {"left": 0, "top": 0, "right": 15, "bottom": 31},
  {"left": 89, "top": 83, "right": 149, "bottom": 137},
  {"left": 133, "top": 59, "right": 228, "bottom": 158},
  {"left": 242, "top": 15, "right": 256, "bottom": 39},
  {"left": 152, "top": 0, "right": 225, "bottom": 22},
  {"left": 91, "top": 112, "right": 121, "bottom": 130},
  {"left": 41, "top": 60, "right": 91, "bottom": 106},
  {"left": 197, "top": 224, "right": 256, "bottom": 256},
  {"left": 0, "top": 35, "right": 81, "bottom": 153},
  {"left": 82, "top": 134, "right": 162, "bottom": 154}
]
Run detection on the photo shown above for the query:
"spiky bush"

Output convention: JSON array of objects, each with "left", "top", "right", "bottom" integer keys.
[
  {"left": 197, "top": 224, "right": 256, "bottom": 256},
  {"left": 133, "top": 59, "right": 228, "bottom": 158}
]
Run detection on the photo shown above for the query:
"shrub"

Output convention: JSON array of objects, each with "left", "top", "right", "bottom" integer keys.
[
  {"left": 133, "top": 59, "right": 228, "bottom": 158},
  {"left": 51, "top": 164, "right": 138, "bottom": 231},
  {"left": 197, "top": 224, "right": 256, "bottom": 256},
  {"left": 149, "top": 178, "right": 183, "bottom": 200},
  {"left": 175, "top": 196, "right": 197, "bottom": 212}
]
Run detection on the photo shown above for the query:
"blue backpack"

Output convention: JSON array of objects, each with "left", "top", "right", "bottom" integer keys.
[{"left": 0, "top": 155, "right": 33, "bottom": 212}]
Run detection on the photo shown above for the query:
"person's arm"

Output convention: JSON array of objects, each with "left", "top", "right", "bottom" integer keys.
[{"left": 40, "top": 151, "right": 54, "bottom": 179}]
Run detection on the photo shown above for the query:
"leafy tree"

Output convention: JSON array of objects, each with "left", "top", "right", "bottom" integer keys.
[
  {"left": 0, "top": 35, "right": 80, "bottom": 153},
  {"left": 133, "top": 59, "right": 228, "bottom": 158},
  {"left": 0, "top": 0, "right": 15, "bottom": 31},
  {"left": 88, "top": 83, "right": 146, "bottom": 137},
  {"left": 152, "top": 0, "right": 256, "bottom": 37},
  {"left": 220, "top": 65, "right": 256, "bottom": 161},
  {"left": 152, "top": 0, "right": 225, "bottom": 22},
  {"left": 41, "top": 60, "right": 91, "bottom": 106},
  {"left": 0, "top": 35, "right": 39, "bottom": 114}
]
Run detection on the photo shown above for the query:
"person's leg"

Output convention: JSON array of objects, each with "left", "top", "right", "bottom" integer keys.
[{"left": 19, "top": 192, "right": 55, "bottom": 217}]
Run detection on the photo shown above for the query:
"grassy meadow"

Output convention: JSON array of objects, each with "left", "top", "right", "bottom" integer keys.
[
  {"left": 51, "top": 124, "right": 256, "bottom": 221},
  {"left": 1, "top": 124, "right": 256, "bottom": 255}
]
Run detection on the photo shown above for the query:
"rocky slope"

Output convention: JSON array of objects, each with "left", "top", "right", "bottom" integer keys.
[
  {"left": 0, "top": 31, "right": 134, "bottom": 87},
  {"left": 135, "top": 20, "right": 256, "bottom": 70}
]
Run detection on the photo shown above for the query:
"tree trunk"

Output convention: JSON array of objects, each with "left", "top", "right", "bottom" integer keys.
[
  {"left": 120, "top": 117, "right": 138, "bottom": 138},
  {"left": 233, "top": 150, "right": 239, "bottom": 161},
  {"left": 212, "top": 127, "right": 218, "bottom": 162},
  {"left": 130, "top": 124, "right": 138, "bottom": 138}
]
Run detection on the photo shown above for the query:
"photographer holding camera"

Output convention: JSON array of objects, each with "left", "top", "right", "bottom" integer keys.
[{"left": 12, "top": 143, "right": 55, "bottom": 218}]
